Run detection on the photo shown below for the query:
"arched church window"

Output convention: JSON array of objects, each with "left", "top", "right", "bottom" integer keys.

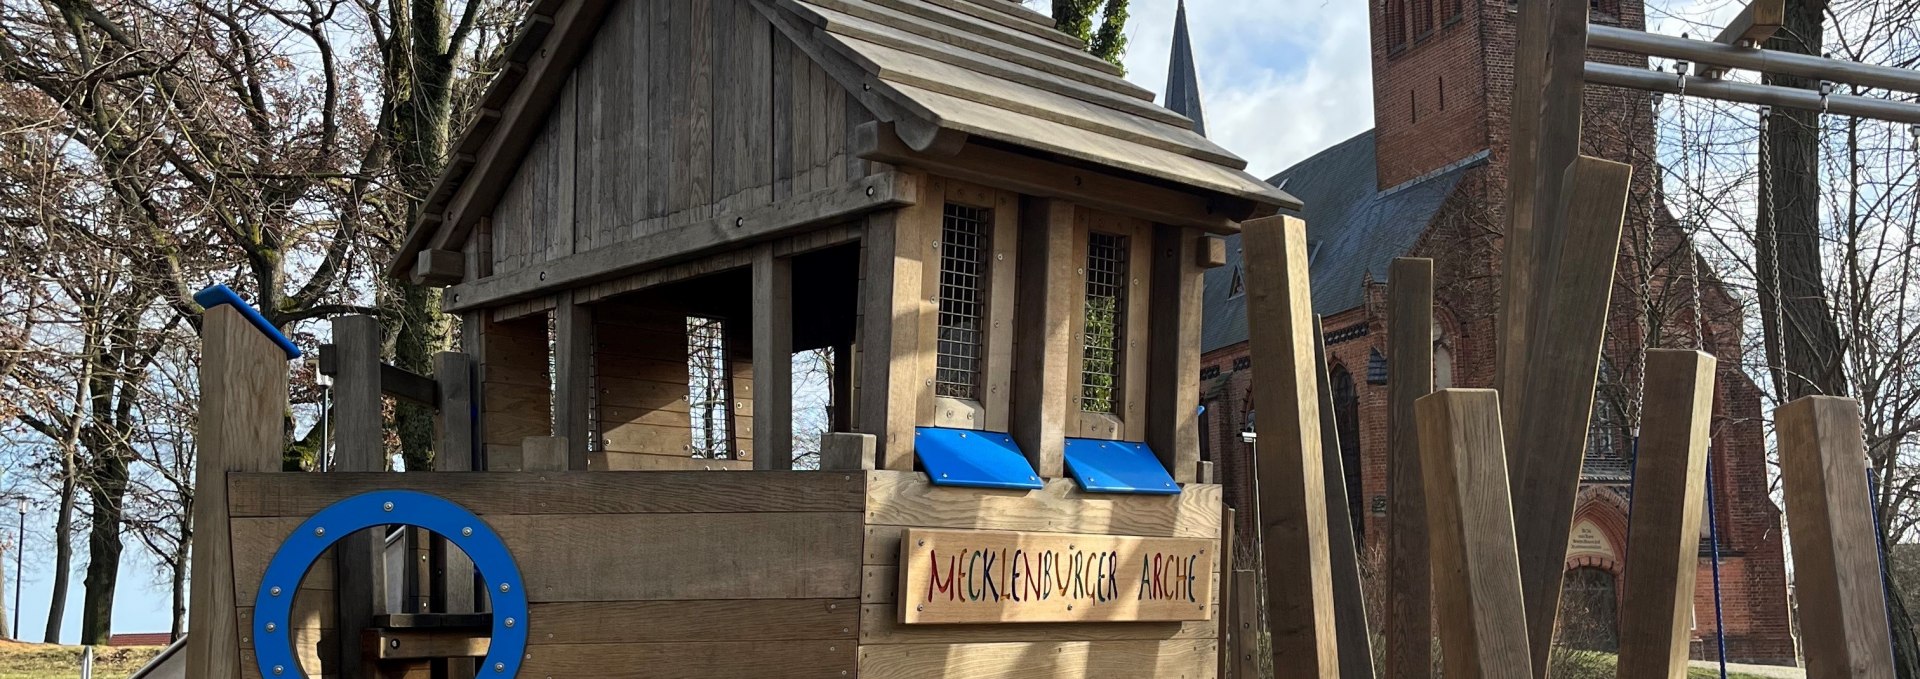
[
  {"left": 1559, "top": 567, "right": 1620, "bottom": 651},
  {"left": 1330, "top": 366, "right": 1365, "bottom": 544}
]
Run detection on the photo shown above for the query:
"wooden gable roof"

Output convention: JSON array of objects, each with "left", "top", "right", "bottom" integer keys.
[{"left": 391, "top": 0, "right": 1298, "bottom": 279}]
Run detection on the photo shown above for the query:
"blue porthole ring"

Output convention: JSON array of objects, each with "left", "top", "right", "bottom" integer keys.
[{"left": 251, "top": 490, "right": 528, "bottom": 678}]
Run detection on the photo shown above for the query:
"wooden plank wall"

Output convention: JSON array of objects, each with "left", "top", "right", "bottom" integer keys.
[
  {"left": 857, "top": 471, "right": 1223, "bottom": 679},
  {"left": 489, "top": 0, "right": 873, "bottom": 280},
  {"left": 479, "top": 315, "right": 551, "bottom": 466},
  {"left": 229, "top": 471, "right": 868, "bottom": 678},
  {"left": 591, "top": 300, "right": 755, "bottom": 469}
]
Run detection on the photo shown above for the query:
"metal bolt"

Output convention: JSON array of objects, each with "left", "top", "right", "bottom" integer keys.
[
  {"left": 941, "top": 473, "right": 949, "bottom": 478},
  {"left": 313, "top": 527, "right": 325, "bottom": 537},
  {"left": 390, "top": 639, "right": 401, "bottom": 649},
  {"left": 500, "top": 583, "right": 512, "bottom": 593},
  {"left": 274, "top": 665, "right": 284, "bottom": 675},
  {"left": 505, "top": 617, "right": 517, "bottom": 628},
  {"left": 736, "top": 217, "right": 745, "bottom": 227},
  {"left": 462, "top": 527, "right": 473, "bottom": 537},
  {"left": 270, "top": 586, "right": 282, "bottom": 597},
  {"left": 866, "top": 187, "right": 876, "bottom": 197},
  {"left": 917, "top": 539, "right": 925, "bottom": 546},
  {"left": 382, "top": 501, "right": 394, "bottom": 512},
  {"left": 495, "top": 662, "right": 506, "bottom": 672},
  {"left": 917, "top": 604, "right": 925, "bottom": 611},
  {"left": 265, "top": 622, "right": 277, "bottom": 633}
]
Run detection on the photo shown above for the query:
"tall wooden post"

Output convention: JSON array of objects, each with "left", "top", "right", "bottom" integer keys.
[
  {"left": 553, "top": 292, "right": 593, "bottom": 470},
  {"left": 330, "top": 315, "right": 384, "bottom": 675},
  {"left": 753, "top": 246, "right": 795, "bottom": 469},
  {"left": 1778, "top": 396, "right": 1896, "bottom": 678},
  {"left": 431, "top": 351, "right": 477, "bottom": 679},
  {"left": 1147, "top": 224, "right": 1203, "bottom": 483},
  {"left": 1387, "top": 257, "right": 1435, "bottom": 678},
  {"left": 1314, "top": 316, "right": 1375, "bottom": 679},
  {"left": 1418, "top": 389, "right": 1532, "bottom": 679},
  {"left": 1010, "top": 197, "right": 1075, "bottom": 478},
  {"left": 1502, "top": 156, "right": 1632, "bottom": 673},
  {"left": 1239, "top": 214, "right": 1338, "bottom": 677},
  {"left": 1616, "top": 350, "right": 1717, "bottom": 679},
  {"left": 858, "top": 174, "right": 932, "bottom": 471},
  {"left": 186, "top": 305, "right": 289, "bottom": 679}
]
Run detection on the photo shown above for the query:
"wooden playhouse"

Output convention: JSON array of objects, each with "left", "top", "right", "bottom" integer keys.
[{"left": 183, "top": 0, "right": 1309, "bottom": 677}]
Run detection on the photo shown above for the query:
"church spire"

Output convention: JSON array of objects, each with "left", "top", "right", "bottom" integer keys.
[{"left": 1163, "top": 0, "right": 1207, "bottom": 137}]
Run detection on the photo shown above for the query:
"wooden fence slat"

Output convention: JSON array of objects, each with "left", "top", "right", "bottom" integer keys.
[
  {"left": 1386, "top": 257, "right": 1433, "bottom": 679},
  {"left": 1232, "top": 570, "right": 1260, "bottom": 679},
  {"left": 228, "top": 472, "right": 868, "bottom": 517},
  {"left": 1616, "top": 350, "right": 1717, "bottom": 679},
  {"left": 1217, "top": 506, "right": 1236, "bottom": 678},
  {"left": 1239, "top": 214, "right": 1338, "bottom": 677},
  {"left": 187, "top": 305, "right": 289, "bottom": 679},
  {"left": 1417, "top": 389, "right": 1531, "bottom": 679},
  {"left": 1777, "top": 396, "right": 1896, "bottom": 679},
  {"left": 752, "top": 246, "right": 795, "bottom": 469}
]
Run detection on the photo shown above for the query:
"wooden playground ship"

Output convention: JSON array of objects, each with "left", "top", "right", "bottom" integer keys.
[{"left": 178, "top": 0, "right": 1917, "bottom": 677}]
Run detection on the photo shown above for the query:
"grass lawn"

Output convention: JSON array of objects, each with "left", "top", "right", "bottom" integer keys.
[
  {"left": 1556, "top": 649, "right": 1793, "bottom": 679},
  {"left": 0, "top": 642, "right": 162, "bottom": 679}
]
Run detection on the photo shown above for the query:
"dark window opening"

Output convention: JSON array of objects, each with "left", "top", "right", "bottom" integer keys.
[
  {"left": 936, "top": 204, "right": 989, "bottom": 401},
  {"left": 1560, "top": 567, "right": 1621, "bottom": 651},
  {"left": 1330, "top": 366, "right": 1365, "bottom": 545}
]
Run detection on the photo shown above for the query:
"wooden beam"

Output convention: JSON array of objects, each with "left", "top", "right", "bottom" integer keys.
[
  {"left": 186, "top": 305, "right": 289, "bottom": 679},
  {"left": 1386, "top": 257, "right": 1435, "bottom": 679},
  {"left": 1616, "top": 350, "right": 1717, "bottom": 679},
  {"left": 1148, "top": 224, "right": 1203, "bottom": 483},
  {"left": 379, "top": 364, "right": 438, "bottom": 405},
  {"left": 1777, "top": 396, "right": 1896, "bottom": 679},
  {"left": 1314, "top": 316, "right": 1375, "bottom": 679},
  {"left": 1238, "top": 214, "right": 1338, "bottom": 677},
  {"left": 1503, "top": 156, "right": 1632, "bottom": 673},
  {"left": 1009, "top": 197, "right": 1075, "bottom": 478},
  {"left": 1702, "top": 0, "right": 1786, "bottom": 77},
  {"left": 1198, "top": 234, "right": 1228, "bottom": 269},
  {"left": 369, "top": 629, "right": 490, "bottom": 660},
  {"left": 553, "top": 293, "right": 592, "bottom": 470},
  {"left": 328, "top": 315, "right": 385, "bottom": 676},
  {"left": 444, "top": 172, "right": 916, "bottom": 313},
  {"left": 1417, "top": 389, "right": 1533, "bottom": 679},
  {"left": 412, "top": 249, "right": 464, "bottom": 286},
  {"left": 1217, "top": 506, "right": 1237, "bottom": 679},
  {"left": 820, "top": 432, "right": 876, "bottom": 471},
  {"left": 753, "top": 247, "right": 796, "bottom": 470},
  {"left": 1231, "top": 569, "right": 1261, "bottom": 679},
  {"left": 858, "top": 121, "right": 1260, "bottom": 233},
  {"left": 858, "top": 177, "right": 935, "bottom": 472}
]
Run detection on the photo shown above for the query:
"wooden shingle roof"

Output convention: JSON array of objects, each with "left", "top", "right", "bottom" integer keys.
[{"left": 764, "top": 0, "right": 1297, "bottom": 208}]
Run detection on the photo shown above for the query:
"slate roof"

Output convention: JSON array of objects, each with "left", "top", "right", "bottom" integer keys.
[{"left": 1200, "top": 130, "right": 1487, "bottom": 353}]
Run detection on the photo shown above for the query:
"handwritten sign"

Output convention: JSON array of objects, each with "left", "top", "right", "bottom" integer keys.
[{"left": 898, "top": 528, "right": 1216, "bottom": 624}]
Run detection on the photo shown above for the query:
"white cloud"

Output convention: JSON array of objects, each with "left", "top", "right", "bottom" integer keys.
[{"left": 1028, "top": 0, "right": 1378, "bottom": 178}]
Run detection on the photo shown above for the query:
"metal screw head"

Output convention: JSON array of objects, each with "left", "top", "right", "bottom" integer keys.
[
  {"left": 382, "top": 502, "right": 394, "bottom": 512},
  {"left": 500, "top": 582, "right": 512, "bottom": 593},
  {"left": 462, "top": 527, "right": 473, "bottom": 537},
  {"left": 866, "top": 187, "right": 876, "bottom": 197},
  {"left": 313, "top": 527, "right": 325, "bottom": 537},
  {"left": 270, "top": 586, "right": 282, "bottom": 597},
  {"left": 505, "top": 617, "right": 517, "bottom": 628},
  {"left": 389, "top": 639, "right": 401, "bottom": 649},
  {"left": 274, "top": 665, "right": 284, "bottom": 675},
  {"left": 495, "top": 662, "right": 506, "bottom": 672},
  {"left": 265, "top": 622, "right": 277, "bottom": 633}
]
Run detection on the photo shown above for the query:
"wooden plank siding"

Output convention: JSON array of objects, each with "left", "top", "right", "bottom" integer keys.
[{"left": 483, "top": 0, "right": 873, "bottom": 287}]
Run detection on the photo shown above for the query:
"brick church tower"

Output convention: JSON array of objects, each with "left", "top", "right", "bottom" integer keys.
[{"left": 1175, "top": 0, "right": 1799, "bottom": 664}]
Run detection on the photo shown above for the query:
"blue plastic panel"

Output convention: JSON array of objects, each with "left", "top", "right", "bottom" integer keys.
[
  {"left": 195, "top": 284, "right": 302, "bottom": 359},
  {"left": 1063, "top": 438, "right": 1182, "bottom": 494},
  {"left": 914, "top": 427, "right": 1044, "bottom": 490}
]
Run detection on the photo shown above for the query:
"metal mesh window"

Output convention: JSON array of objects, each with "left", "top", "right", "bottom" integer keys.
[
  {"left": 1081, "top": 232, "right": 1128, "bottom": 413},
  {"left": 686, "top": 316, "right": 733, "bottom": 459},
  {"left": 935, "top": 204, "right": 989, "bottom": 401}
]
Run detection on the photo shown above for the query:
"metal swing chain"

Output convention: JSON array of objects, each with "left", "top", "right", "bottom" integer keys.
[{"left": 1759, "top": 106, "right": 1789, "bottom": 397}]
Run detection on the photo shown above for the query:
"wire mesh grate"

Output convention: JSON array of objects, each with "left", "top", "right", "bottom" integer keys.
[
  {"left": 936, "top": 204, "right": 989, "bottom": 401},
  {"left": 686, "top": 316, "right": 733, "bottom": 459},
  {"left": 1081, "top": 232, "right": 1128, "bottom": 413}
]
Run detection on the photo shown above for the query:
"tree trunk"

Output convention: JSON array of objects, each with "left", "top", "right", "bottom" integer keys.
[
  {"left": 79, "top": 446, "right": 131, "bottom": 645},
  {"left": 388, "top": 0, "right": 459, "bottom": 472},
  {"left": 171, "top": 495, "right": 191, "bottom": 639},
  {"left": 43, "top": 468, "right": 76, "bottom": 643}
]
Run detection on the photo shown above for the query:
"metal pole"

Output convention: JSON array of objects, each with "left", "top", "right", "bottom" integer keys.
[
  {"left": 1585, "top": 62, "right": 1920, "bottom": 125},
  {"left": 1589, "top": 24, "right": 1920, "bottom": 96},
  {"left": 12, "top": 499, "right": 22, "bottom": 642}
]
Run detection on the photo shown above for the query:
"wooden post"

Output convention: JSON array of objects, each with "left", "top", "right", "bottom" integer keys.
[
  {"left": 431, "top": 351, "right": 477, "bottom": 679},
  {"left": 819, "top": 432, "right": 876, "bottom": 471},
  {"left": 1011, "top": 197, "right": 1075, "bottom": 478},
  {"left": 1417, "top": 389, "right": 1532, "bottom": 679},
  {"left": 1232, "top": 569, "right": 1261, "bottom": 679},
  {"left": 753, "top": 246, "right": 795, "bottom": 469},
  {"left": 186, "top": 305, "right": 289, "bottom": 679},
  {"left": 1777, "top": 396, "right": 1896, "bottom": 678},
  {"left": 1217, "top": 506, "right": 1236, "bottom": 678},
  {"left": 1502, "top": 156, "right": 1632, "bottom": 672},
  {"left": 1315, "top": 316, "right": 1376, "bottom": 679},
  {"left": 858, "top": 179, "right": 932, "bottom": 471},
  {"left": 553, "top": 293, "right": 593, "bottom": 470},
  {"left": 1616, "top": 350, "right": 1717, "bottom": 679},
  {"left": 1386, "top": 257, "right": 1434, "bottom": 679},
  {"left": 1239, "top": 214, "right": 1338, "bottom": 677},
  {"left": 330, "top": 315, "right": 385, "bottom": 676},
  {"left": 1148, "top": 223, "right": 1202, "bottom": 483}
]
